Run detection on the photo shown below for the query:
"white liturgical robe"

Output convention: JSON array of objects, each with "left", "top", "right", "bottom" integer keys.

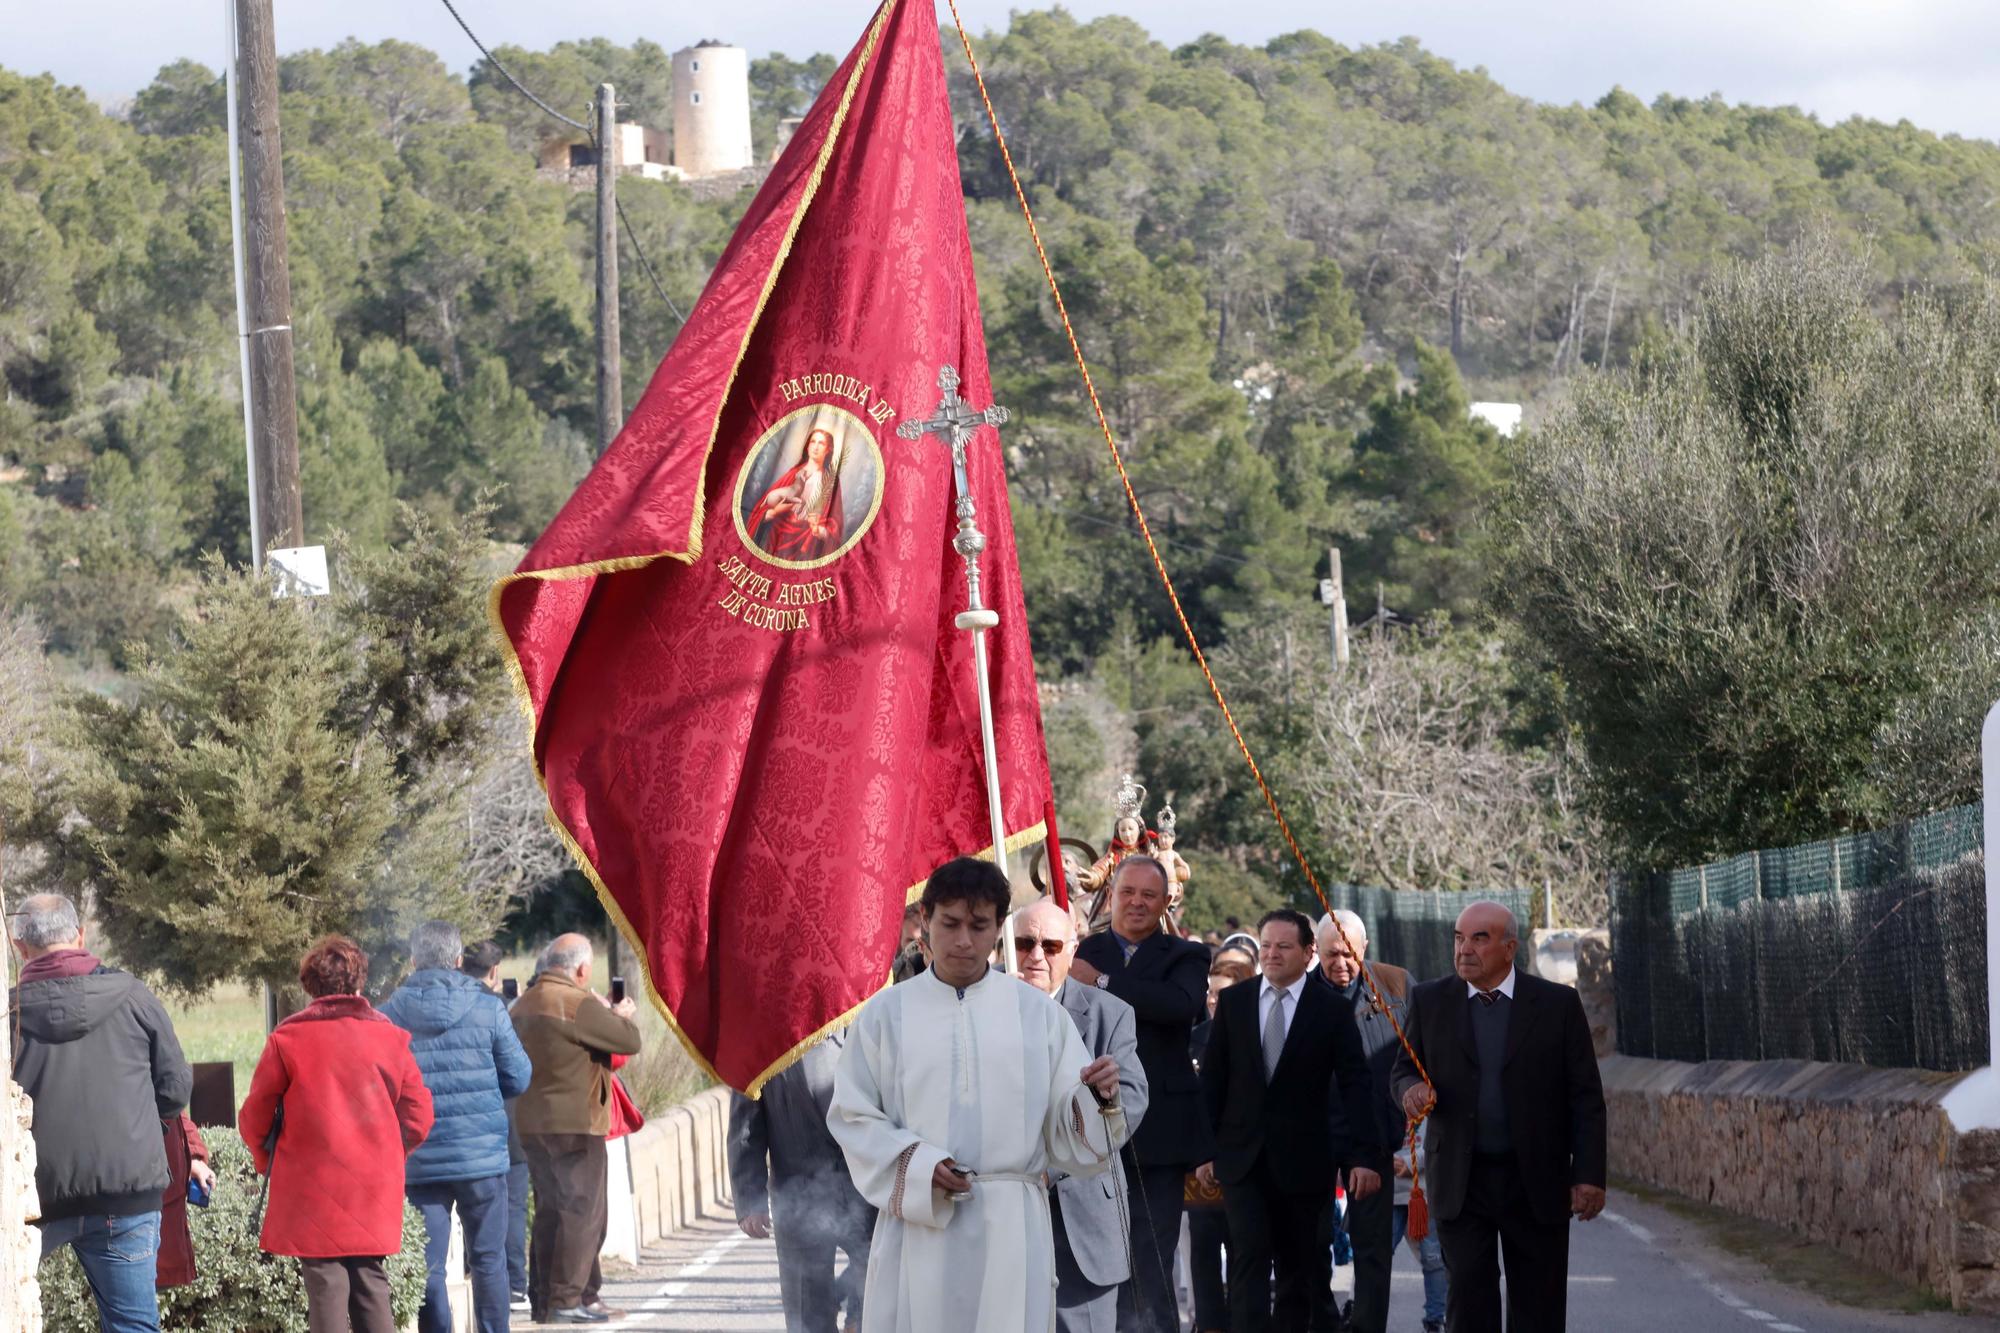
[{"left": 827, "top": 966, "right": 1128, "bottom": 1333}]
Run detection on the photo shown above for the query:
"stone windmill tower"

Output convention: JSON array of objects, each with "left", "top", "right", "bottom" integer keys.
[{"left": 671, "top": 40, "right": 754, "bottom": 177}]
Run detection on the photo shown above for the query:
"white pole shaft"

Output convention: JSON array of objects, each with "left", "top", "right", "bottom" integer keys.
[
  {"left": 223, "top": 0, "right": 262, "bottom": 569},
  {"left": 971, "top": 629, "right": 1016, "bottom": 974},
  {"left": 970, "top": 628, "right": 1010, "bottom": 879},
  {"left": 1981, "top": 700, "right": 2000, "bottom": 1069}
]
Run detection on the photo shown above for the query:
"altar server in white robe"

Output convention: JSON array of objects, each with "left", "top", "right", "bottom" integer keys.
[{"left": 829, "top": 856, "right": 1129, "bottom": 1333}]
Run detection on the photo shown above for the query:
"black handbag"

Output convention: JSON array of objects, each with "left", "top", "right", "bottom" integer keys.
[{"left": 246, "top": 1103, "right": 284, "bottom": 1238}]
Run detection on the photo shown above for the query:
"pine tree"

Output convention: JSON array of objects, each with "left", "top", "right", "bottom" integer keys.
[{"left": 68, "top": 557, "right": 399, "bottom": 992}]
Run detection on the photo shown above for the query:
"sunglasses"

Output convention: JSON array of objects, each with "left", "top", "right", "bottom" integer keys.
[{"left": 1013, "top": 936, "right": 1068, "bottom": 957}]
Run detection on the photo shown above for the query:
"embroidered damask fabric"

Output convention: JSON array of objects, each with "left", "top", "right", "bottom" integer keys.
[{"left": 493, "top": 0, "right": 1051, "bottom": 1094}]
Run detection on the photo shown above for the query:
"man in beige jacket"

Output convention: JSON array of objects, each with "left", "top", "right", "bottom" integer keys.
[{"left": 511, "top": 933, "right": 643, "bottom": 1324}]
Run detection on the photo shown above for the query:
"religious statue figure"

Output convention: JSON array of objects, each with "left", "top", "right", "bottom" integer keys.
[
  {"left": 1079, "top": 775, "right": 1153, "bottom": 896},
  {"left": 747, "top": 427, "right": 845, "bottom": 561},
  {"left": 1073, "top": 774, "right": 1196, "bottom": 935},
  {"left": 1155, "top": 799, "right": 1194, "bottom": 919}
]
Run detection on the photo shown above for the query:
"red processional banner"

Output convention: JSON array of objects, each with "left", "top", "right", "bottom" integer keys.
[{"left": 492, "top": 0, "right": 1051, "bottom": 1094}]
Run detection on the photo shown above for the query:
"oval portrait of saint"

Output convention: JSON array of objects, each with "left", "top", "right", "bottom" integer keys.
[{"left": 732, "top": 405, "right": 885, "bottom": 570}]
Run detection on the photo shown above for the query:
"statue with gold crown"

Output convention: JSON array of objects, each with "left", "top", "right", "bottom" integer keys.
[{"left": 1078, "top": 773, "right": 1194, "bottom": 934}]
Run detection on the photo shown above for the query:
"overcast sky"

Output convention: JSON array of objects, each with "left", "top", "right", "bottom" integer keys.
[{"left": 15, "top": 0, "right": 2000, "bottom": 143}]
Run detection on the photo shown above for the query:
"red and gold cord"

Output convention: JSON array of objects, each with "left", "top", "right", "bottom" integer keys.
[{"left": 943, "top": 1, "right": 1438, "bottom": 1227}]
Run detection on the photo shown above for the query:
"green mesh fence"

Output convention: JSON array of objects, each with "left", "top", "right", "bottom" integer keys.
[
  {"left": 1320, "top": 883, "right": 1540, "bottom": 983},
  {"left": 1610, "top": 804, "right": 1986, "bottom": 1071}
]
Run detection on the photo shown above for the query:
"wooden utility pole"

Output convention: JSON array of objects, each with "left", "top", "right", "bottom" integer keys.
[
  {"left": 595, "top": 83, "right": 624, "bottom": 454},
  {"left": 233, "top": 0, "right": 303, "bottom": 554},
  {"left": 1322, "top": 545, "right": 1349, "bottom": 671}
]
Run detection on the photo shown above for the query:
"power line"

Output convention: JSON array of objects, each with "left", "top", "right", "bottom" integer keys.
[
  {"left": 436, "top": 0, "right": 586, "bottom": 132},
  {"left": 436, "top": 0, "right": 684, "bottom": 324},
  {"left": 617, "top": 196, "right": 687, "bottom": 324},
  {"left": 1041, "top": 503, "right": 1273, "bottom": 574}
]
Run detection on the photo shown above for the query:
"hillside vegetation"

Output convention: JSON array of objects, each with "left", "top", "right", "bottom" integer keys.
[{"left": 5, "top": 11, "right": 1998, "bottom": 937}]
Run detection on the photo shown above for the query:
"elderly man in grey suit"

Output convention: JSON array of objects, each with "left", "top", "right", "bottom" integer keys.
[
  {"left": 728, "top": 1030, "right": 875, "bottom": 1333},
  {"left": 1015, "top": 896, "right": 1150, "bottom": 1333}
]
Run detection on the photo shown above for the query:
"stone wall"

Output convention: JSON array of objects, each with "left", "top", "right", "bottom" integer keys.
[
  {"left": 1601, "top": 1053, "right": 2000, "bottom": 1309},
  {"left": 1, "top": 970, "right": 41, "bottom": 1330}
]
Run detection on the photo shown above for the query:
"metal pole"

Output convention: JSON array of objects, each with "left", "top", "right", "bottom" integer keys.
[
  {"left": 234, "top": 0, "right": 303, "bottom": 552},
  {"left": 953, "top": 510, "right": 1010, "bottom": 877},
  {"left": 595, "top": 83, "right": 624, "bottom": 453},
  {"left": 1982, "top": 701, "right": 2000, "bottom": 1070},
  {"left": 1329, "top": 546, "right": 1349, "bottom": 670},
  {"left": 223, "top": 0, "right": 261, "bottom": 568},
  {"left": 896, "top": 368, "right": 1015, "bottom": 966}
]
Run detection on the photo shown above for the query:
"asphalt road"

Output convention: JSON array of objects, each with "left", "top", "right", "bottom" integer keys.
[{"left": 511, "top": 1185, "right": 2000, "bottom": 1331}]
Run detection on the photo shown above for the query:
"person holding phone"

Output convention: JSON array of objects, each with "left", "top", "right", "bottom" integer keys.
[
  {"left": 383, "top": 924, "right": 533, "bottom": 1333},
  {"left": 510, "top": 934, "right": 642, "bottom": 1324},
  {"left": 157, "top": 1113, "right": 216, "bottom": 1291}
]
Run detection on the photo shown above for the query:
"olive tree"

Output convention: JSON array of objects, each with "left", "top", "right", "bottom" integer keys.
[{"left": 1497, "top": 232, "right": 2000, "bottom": 867}]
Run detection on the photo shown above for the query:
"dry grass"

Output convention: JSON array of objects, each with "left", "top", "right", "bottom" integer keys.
[{"left": 162, "top": 982, "right": 266, "bottom": 1102}]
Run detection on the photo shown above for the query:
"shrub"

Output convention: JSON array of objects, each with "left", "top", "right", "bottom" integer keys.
[{"left": 40, "top": 1136, "right": 428, "bottom": 1331}]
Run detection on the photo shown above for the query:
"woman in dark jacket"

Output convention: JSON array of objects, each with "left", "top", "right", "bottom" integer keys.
[{"left": 240, "top": 936, "right": 434, "bottom": 1333}]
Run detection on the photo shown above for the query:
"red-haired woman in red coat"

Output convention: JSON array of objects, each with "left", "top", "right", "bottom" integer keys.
[{"left": 240, "top": 936, "right": 434, "bottom": 1333}]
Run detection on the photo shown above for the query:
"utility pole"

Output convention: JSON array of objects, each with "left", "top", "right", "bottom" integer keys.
[
  {"left": 1319, "top": 545, "right": 1349, "bottom": 671},
  {"left": 232, "top": 0, "right": 303, "bottom": 555},
  {"left": 595, "top": 83, "right": 624, "bottom": 454},
  {"left": 596, "top": 88, "right": 620, "bottom": 992},
  {"left": 595, "top": 83, "right": 624, "bottom": 988}
]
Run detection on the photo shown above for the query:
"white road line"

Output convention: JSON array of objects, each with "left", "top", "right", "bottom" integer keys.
[
  {"left": 617, "top": 1230, "right": 752, "bottom": 1322},
  {"left": 1601, "top": 1210, "right": 1656, "bottom": 1245},
  {"left": 1684, "top": 1258, "right": 1807, "bottom": 1330},
  {"left": 1389, "top": 1273, "right": 1615, "bottom": 1283},
  {"left": 1603, "top": 1203, "right": 1811, "bottom": 1332}
]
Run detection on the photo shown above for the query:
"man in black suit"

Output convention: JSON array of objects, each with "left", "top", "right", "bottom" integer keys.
[
  {"left": 1196, "top": 909, "right": 1382, "bottom": 1333},
  {"left": 1071, "top": 856, "right": 1210, "bottom": 1333},
  {"left": 1391, "top": 901, "right": 1607, "bottom": 1333}
]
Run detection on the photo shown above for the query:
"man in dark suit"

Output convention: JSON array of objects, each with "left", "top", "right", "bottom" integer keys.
[
  {"left": 727, "top": 1031, "right": 875, "bottom": 1333},
  {"left": 1391, "top": 901, "right": 1607, "bottom": 1333},
  {"left": 1313, "top": 910, "right": 1414, "bottom": 1333},
  {"left": 1071, "top": 856, "right": 1210, "bottom": 1333},
  {"left": 1197, "top": 909, "right": 1382, "bottom": 1333}
]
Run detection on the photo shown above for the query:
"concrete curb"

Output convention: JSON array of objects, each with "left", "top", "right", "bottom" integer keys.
[{"left": 622, "top": 1086, "right": 735, "bottom": 1246}]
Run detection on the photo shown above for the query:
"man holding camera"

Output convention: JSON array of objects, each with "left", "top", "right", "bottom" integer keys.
[{"left": 511, "top": 934, "right": 643, "bottom": 1325}]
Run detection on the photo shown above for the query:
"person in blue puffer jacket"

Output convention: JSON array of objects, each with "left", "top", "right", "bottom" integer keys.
[{"left": 381, "top": 920, "right": 533, "bottom": 1333}]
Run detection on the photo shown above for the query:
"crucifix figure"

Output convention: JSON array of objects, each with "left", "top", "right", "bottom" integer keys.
[
  {"left": 899, "top": 365, "right": 1011, "bottom": 632},
  {"left": 899, "top": 364, "right": 1020, "bottom": 958}
]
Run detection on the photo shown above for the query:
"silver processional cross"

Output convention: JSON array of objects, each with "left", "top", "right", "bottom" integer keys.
[{"left": 898, "top": 365, "right": 1020, "bottom": 910}]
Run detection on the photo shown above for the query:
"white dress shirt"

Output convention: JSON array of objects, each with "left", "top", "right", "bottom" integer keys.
[
  {"left": 1259, "top": 975, "right": 1302, "bottom": 1044},
  {"left": 1466, "top": 967, "right": 1517, "bottom": 1002}
]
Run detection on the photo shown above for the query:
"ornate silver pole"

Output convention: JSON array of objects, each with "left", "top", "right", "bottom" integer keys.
[{"left": 900, "top": 366, "right": 1018, "bottom": 969}]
